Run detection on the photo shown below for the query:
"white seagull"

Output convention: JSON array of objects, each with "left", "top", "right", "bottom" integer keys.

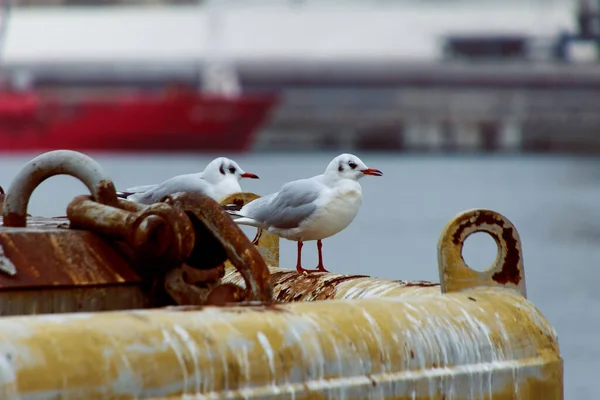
[
  {"left": 227, "top": 153, "right": 383, "bottom": 274},
  {"left": 118, "top": 157, "right": 259, "bottom": 204}
]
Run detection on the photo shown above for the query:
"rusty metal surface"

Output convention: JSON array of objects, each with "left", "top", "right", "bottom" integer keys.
[
  {"left": 3, "top": 150, "right": 119, "bottom": 228},
  {"left": 165, "top": 192, "right": 273, "bottom": 304},
  {"left": 438, "top": 208, "right": 527, "bottom": 297},
  {"left": 223, "top": 266, "right": 440, "bottom": 301},
  {"left": 7, "top": 216, "right": 70, "bottom": 230},
  {"left": 0, "top": 286, "right": 150, "bottom": 315},
  {"left": 0, "top": 289, "right": 562, "bottom": 399},
  {"left": 220, "top": 192, "right": 280, "bottom": 268},
  {"left": 0, "top": 226, "right": 141, "bottom": 290}
]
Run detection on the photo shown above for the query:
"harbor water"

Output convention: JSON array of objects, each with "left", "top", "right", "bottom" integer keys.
[{"left": 0, "top": 151, "right": 597, "bottom": 399}]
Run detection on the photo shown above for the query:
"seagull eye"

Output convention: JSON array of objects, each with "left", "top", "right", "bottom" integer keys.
[
  {"left": 228, "top": 167, "right": 236, "bottom": 174},
  {"left": 348, "top": 161, "right": 357, "bottom": 169}
]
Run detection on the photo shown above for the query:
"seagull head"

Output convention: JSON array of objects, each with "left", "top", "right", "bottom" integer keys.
[
  {"left": 325, "top": 153, "right": 383, "bottom": 181},
  {"left": 203, "top": 157, "right": 260, "bottom": 183}
]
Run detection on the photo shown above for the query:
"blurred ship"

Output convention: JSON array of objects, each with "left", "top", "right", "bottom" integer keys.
[
  {"left": 0, "top": 1, "right": 277, "bottom": 153},
  {"left": 0, "top": 78, "right": 277, "bottom": 153}
]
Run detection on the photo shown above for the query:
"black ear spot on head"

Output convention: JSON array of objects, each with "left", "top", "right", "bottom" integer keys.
[
  {"left": 338, "top": 162, "right": 343, "bottom": 172},
  {"left": 219, "top": 164, "right": 225, "bottom": 175}
]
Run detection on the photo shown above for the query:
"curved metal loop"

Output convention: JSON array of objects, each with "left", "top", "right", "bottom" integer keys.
[
  {"left": 437, "top": 208, "right": 526, "bottom": 297},
  {"left": 165, "top": 192, "right": 273, "bottom": 304},
  {"left": 3, "top": 150, "right": 119, "bottom": 227},
  {"left": 219, "top": 192, "right": 280, "bottom": 268}
]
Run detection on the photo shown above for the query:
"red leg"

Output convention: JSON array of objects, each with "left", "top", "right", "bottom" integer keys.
[
  {"left": 296, "top": 241, "right": 318, "bottom": 274},
  {"left": 316, "top": 240, "right": 329, "bottom": 272}
]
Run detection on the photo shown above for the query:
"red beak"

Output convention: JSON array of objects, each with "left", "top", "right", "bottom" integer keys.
[
  {"left": 241, "top": 172, "right": 260, "bottom": 179},
  {"left": 360, "top": 168, "right": 383, "bottom": 177}
]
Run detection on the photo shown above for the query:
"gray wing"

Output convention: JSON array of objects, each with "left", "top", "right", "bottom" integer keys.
[
  {"left": 123, "top": 184, "right": 159, "bottom": 193},
  {"left": 117, "top": 184, "right": 159, "bottom": 199},
  {"left": 245, "top": 178, "right": 321, "bottom": 229},
  {"left": 131, "top": 174, "right": 211, "bottom": 204}
]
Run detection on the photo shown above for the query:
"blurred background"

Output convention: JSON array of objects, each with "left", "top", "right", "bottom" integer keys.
[{"left": 0, "top": 0, "right": 598, "bottom": 398}]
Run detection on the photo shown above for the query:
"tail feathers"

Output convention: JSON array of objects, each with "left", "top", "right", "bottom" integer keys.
[
  {"left": 117, "top": 191, "right": 133, "bottom": 199},
  {"left": 231, "top": 216, "right": 262, "bottom": 228},
  {"left": 222, "top": 208, "right": 262, "bottom": 228},
  {"left": 224, "top": 209, "right": 245, "bottom": 222}
]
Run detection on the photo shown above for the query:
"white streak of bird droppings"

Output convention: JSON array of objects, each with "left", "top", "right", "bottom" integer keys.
[
  {"left": 161, "top": 326, "right": 189, "bottom": 395},
  {"left": 256, "top": 331, "right": 276, "bottom": 384},
  {"left": 172, "top": 324, "right": 202, "bottom": 395},
  {"left": 360, "top": 308, "right": 386, "bottom": 370},
  {"left": 105, "top": 331, "right": 142, "bottom": 398},
  {"left": 0, "top": 350, "right": 15, "bottom": 389}
]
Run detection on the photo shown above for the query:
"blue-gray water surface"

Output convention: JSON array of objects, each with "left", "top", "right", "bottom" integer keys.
[{"left": 0, "top": 151, "right": 597, "bottom": 399}]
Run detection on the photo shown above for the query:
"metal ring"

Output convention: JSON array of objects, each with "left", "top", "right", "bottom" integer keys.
[
  {"left": 3, "top": 150, "right": 119, "bottom": 227},
  {"left": 437, "top": 208, "right": 526, "bottom": 297}
]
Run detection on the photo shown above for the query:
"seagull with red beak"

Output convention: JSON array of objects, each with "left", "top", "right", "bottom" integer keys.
[
  {"left": 118, "top": 157, "right": 259, "bottom": 204},
  {"left": 227, "top": 153, "right": 382, "bottom": 274}
]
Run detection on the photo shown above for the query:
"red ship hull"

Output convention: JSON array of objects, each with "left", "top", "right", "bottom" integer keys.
[{"left": 0, "top": 87, "right": 278, "bottom": 153}]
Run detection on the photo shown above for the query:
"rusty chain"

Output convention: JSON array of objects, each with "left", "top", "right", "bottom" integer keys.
[{"left": 162, "top": 192, "right": 273, "bottom": 305}]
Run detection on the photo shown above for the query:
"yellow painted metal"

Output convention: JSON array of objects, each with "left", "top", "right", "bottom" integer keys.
[
  {"left": 0, "top": 287, "right": 560, "bottom": 399},
  {"left": 437, "top": 208, "right": 527, "bottom": 297},
  {"left": 0, "top": 206, "right": 562, "bottom": 399},
  {"left": 220, "top": 192, "right": 280, "bottom": 268}
]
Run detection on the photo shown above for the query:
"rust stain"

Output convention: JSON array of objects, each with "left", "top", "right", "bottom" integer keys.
[
  {"left": 395, "top": 280, "right": 439, "bottom": 287},
  {"left": 204, "top": 283, "right": 246, "bottom": 306},
  {"left": 95, "top": 179, "right": 119, "bottom": 208},
  {"left": 269, "top": 270, "right": 300, "bottom": 285},
  {"left": 182, "top": 264, "right": 225, "bottom": 285},
  {"left": 218, "top": 302, "right": 291, "bottom": 314},
  {"left": 0, "top": 286, "right": 151, "bottom": 315},
  {"left": 224, "top": 267, "right": 443, "bottom": 303},
  {"left": 450, "top": 210, "right": 522, "bottom": 286},
  {"left": 0, "top": 229, "right": 141, "bottom": 290},
  {"left": 492, "top": 224, "right": 521, "bottom": 285},
  {"left": 3, "top": 212, "right": 26, "bottom": 228},
  {"left": 272, "top": 273, "right": 374, "bottom": 302},
  {"left": 163, "top": 302, "right": 290, "bottom": 314}
]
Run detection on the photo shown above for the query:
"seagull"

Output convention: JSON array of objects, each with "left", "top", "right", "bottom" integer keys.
[
  {"left": 117, "top": 157, "right": 259, "bottom": 204},
  {"left": 226, "top": 153, "right": 382, "bottom": 274}
]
